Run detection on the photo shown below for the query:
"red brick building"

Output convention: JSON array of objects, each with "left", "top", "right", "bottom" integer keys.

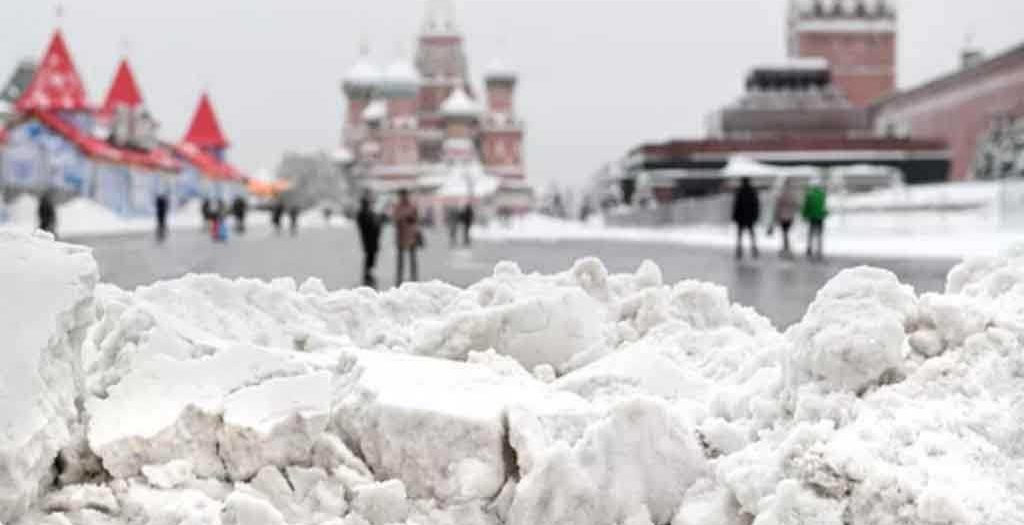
[
  {"left": 871, "top": 43, "right": 1024, "bottom": 181},
  {"left": 788, "top": 0, "right": 896, "bottom": 108}
]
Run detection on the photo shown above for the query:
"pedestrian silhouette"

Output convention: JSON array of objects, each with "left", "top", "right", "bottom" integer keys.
[
  {"left": 771, "top": 179, "right": 799, "bottom": 258},
  {"left": 732, "top": 177, "right": 760, "bottom": 260},
  {"left": 38, "top": 190, "right": 57, "bottom": 237},
  {"left": 392, "top": 189, "right": 420, "bottom": 285},
  {"left": 356, "top": 193, "right": 383, "bottom": 288},
  {"left": 802, "top": 180, "right": 828, "bottom": 260},
  {"left": 155, "top": 194, "right": 169, "bottom": 242}
]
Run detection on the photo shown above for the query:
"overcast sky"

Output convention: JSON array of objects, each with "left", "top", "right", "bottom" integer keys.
[{"left": 5, "top": 0, "right": 1024, "bottom": 188}]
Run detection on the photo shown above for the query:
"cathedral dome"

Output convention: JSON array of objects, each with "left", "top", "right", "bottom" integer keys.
[
  {"left": 380, "top": 60, "right": 421, "bottom": 97},
  {"left": 484, "top": 58, "right": 517, "bottom": 82},
  {"left": 440, "top": 87, "right": 480, "bottom": 119},
  {"left": 344, "top": 59, "right": 382, "bottom": 91}
]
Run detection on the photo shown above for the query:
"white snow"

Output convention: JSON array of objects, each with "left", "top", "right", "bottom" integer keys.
[
  {"left": 1, "top": 195, "right": 204, "bottom": 238},
  {"left": 0, "top": 230, "right": 97, "bottom": 523},
  {"left": 480, "top": 201, "right": 1015, "bottom": 260},
  {"left": 4, "top": 228, "right": 1024, "bottom": 524}
]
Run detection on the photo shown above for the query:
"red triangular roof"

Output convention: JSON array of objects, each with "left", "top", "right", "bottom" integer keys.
[
  {"left": 16, "top": 30, "right": 89, "bottom": 112},
  {"left": 99, "top": 59, "right": 144, "bottom": 118},
  {"left": 182, "top": 92, "right": 229, "bottom": 149}
]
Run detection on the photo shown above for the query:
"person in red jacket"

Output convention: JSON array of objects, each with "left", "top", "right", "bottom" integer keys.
[{"left": 392, "top": 189, "right": 420, "bottom": 285}]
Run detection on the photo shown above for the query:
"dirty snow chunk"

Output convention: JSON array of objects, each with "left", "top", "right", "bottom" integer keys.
[
  {"left": 311, "top": 433, "right": 372, "bottom": 478},
  {"left": 87, "top": 344, "right": 308, "bottom": 479},
  {"left": 351, "top": 480, "right": 410, "bottom": 525},
  {"left": 0, "top": 230, "right": 97, "bottom": 523},
  {"left": 509, "top": 397, "right": 707, "bottom": 525},
  {"left": 219, "top": 371, "right": 332, "bottom": 480},
  {"left": 333, "top": 349, "right": 552, "bottom": 502},
  {"left": 41, "top": 485, "right": 118, "bottom": 514},
  {"left": 141, "top": 459, "right": 194, "bottom": 489},
  {"left": 222, "top": 491, "right": 286, "bottom": 525},
  {"left": 120, "top": 484, "right": 222, "bottom": 524}
]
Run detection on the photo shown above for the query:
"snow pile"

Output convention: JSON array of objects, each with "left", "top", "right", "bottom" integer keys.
[
  {"left": 3, "top": 227, "right": 1024, "bottom": 523},
  {"left": 0, "top": 195, "right": 204, "bottom": 238},
  {"left": 0, "top": 230, "right": 97, "bottom": 523}
]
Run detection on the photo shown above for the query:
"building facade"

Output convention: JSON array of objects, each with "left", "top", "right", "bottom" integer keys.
[
  {"left": 341, "top": 0, "right": 532, "bottom": 215},
  {"left": 872, "top": 43, "right": 1024, "bottom": 181},
  {"left": 787, "top": 0, "right": 897, "bottom": 108},
  {"left": 0, "top": 29, "right": 246, "bottom": 218}
]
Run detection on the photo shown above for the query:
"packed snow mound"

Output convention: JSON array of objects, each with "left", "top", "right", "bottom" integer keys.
[
  {"left": 5, "top": 230, "right": 1024, "bottom": 524},
  {"left": 0, "top": 229, "right": 97, "bottom": 523}
]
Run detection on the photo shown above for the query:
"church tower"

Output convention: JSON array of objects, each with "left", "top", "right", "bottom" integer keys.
[
  {"left": 788, "top": 0, "right": 896, "bottom": 107},
  {"left": 481, "top": 60, "right": 524, "bottom": 179},
  {"left": 415, "top": 0, "right": 470, "bottom": 130}
]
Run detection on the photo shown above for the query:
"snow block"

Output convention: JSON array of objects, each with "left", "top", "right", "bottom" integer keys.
[
  {"left": 332, "top": 349, "right": 554, "bottom": 503},
  {"left": 0, "top": 230, "right": 97, "bottom": 523},
  {"left": 508, "top": 397, "right": 708, "bottom": 525}
]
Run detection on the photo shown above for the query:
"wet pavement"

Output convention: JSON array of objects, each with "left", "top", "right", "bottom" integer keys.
[{"left": 72, "top": 221, "right": 956, "bottom": 329}]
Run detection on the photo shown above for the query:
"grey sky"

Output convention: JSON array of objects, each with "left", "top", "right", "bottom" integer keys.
[{"left": 5, "top": 1, "right": 1024, "bottom": 189}]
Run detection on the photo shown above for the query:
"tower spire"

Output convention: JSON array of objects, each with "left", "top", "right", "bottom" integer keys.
[{"left": 423, "top": 0, "right": 458, "bottom": 35}]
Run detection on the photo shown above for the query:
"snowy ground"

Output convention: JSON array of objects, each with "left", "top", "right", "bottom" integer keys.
[
  {"left": 0, "top": 195, "right": 350, "bottom": 239},
  {"left": 482, "top": 182, "right": 1018, "bottom": 260},
  {"left": 3, "top": 228, "right": 1024, "bottom": 524}
]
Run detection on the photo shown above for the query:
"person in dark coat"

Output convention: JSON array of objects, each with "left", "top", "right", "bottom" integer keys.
[
  {"left": 201, "top": 198, "right": 213, "bottom": 230},
  {"left": 356, "top": 193, "right": 383, "bottom": 288},
  {"left": 155, "top": 194, "right": 169, "bottom": 242},
  {"left": 732, "top": 177, "right": 761, "bottom": 260},
  {"left": 461, "top": 203, "right": 475, "bottom": 247},
  {"left": 38, "top": 190, "right": 57, "bottom": 237},
  {"left": 231, "top": 196, "right": 248, "bottom": 234},
  {"left": 271, "top": 200, "right": 284, "bottom": 235},
  {"left": 288, "top": 207, "right": 300, "bottom": 236}
]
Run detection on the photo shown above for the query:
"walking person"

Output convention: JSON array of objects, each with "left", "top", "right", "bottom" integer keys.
[
  {"left": 271, "top": 200, "right": 284, "bottom": 235},
  {"left": 802, "top": 179, "right": 828, "bottom": 260},
  {"left": 155, "top": 194, "right": 169, "bottom": 243},
  {"left": 288, "top": 206, "right": 300, "bottom": 236},
  {"left": 201, "top": 198, "right": 213, "bottom": 231},
  {"left": 461, "top": 203, "right": 475, "bottom": 247},
  {"left": 392, "top": 189, "right": 420, "bottom": 285},
  {"left": 231, "top": 196, "right": 248, "bottom": 234},
  {"left": 771, "top": 179, "right": 799, "bottom": 258},
  {"left": 356, "top": 193, "right": 383, "bottom": 288},
  {"left": 38, "top": 190, "right": 57, "bottom": 237},
  {"left": 731, "top": 177, "right": 760, "bottom": 260}
]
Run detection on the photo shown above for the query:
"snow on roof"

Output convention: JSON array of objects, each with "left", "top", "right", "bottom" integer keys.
[
  {"left": 441, "top": 88, "right": 480, "bottom": 119},
  {"left": 484, "top": 58, "right": 517, "bottom": 81},
  {"left": 362, "top": 99, "right": 388, "bottom": 122},
  {"left": 345, "top": 58, "right": 383, "bottom": 88},
  {"left": 436, "top": 160, "right": 501, "bottom": 200},
  {"left": 752, "top": 57, "right": 830, "bottom": 72},
  {"left": 722, "top": 156, "right": 823, "bottom": 179},
  {"left": 383, "top": 60, "right": 420, "bottom": 86},
  {"left": 182, "top": 92, "right": 229, "bottom": 150},
  {"left": 98, "top": 59, "right": 144, "bottom": 119},
  {"left": 332, "top": 147, "right": 354, "bottom": 164},
  {"left": 16, "top": 30, "right": 89, "bottom": 113}
]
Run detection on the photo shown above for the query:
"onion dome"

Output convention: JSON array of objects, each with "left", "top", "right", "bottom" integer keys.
[
  {"left": 440, "top": 88, "right": 480, "bottom": 120},
  {"left": 379, "top": 59, "right": 421, "bottom": 97}
]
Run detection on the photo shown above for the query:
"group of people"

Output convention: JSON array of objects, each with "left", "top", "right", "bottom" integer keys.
[
  {"left": 356, "top": 189, "right": 431, "bottom": 289},
  {"left": 731, "top": 177, "right": 828, "bottom": 261},
  {"left": 270, "top": 200, "right": 302, "bottom": 236},
  {"left": 445, "top": 204, "right": 475, "bottom": 248},
  {"left": 200, "top": 196, "right": 249, "bottom": 243}
]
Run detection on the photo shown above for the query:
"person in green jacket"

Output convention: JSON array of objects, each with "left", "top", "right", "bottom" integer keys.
[{"left": 802, "top": 182, "right": 828, "bottom": 260}]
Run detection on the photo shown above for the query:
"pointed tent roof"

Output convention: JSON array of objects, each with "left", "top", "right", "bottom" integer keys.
[
  {"left": 183, "top": 92, "right": 229, "bottom": 149},
  {"left": 99, "top": 59, "right": 144, "bottom": 118},
  {"left": 16, "top": 30, "right": 89, "bottom": 112}
]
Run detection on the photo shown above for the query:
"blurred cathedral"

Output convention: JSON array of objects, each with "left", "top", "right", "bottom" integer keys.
[{"left": 340, "top": 0, "right": 533, "bottom": 216}]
